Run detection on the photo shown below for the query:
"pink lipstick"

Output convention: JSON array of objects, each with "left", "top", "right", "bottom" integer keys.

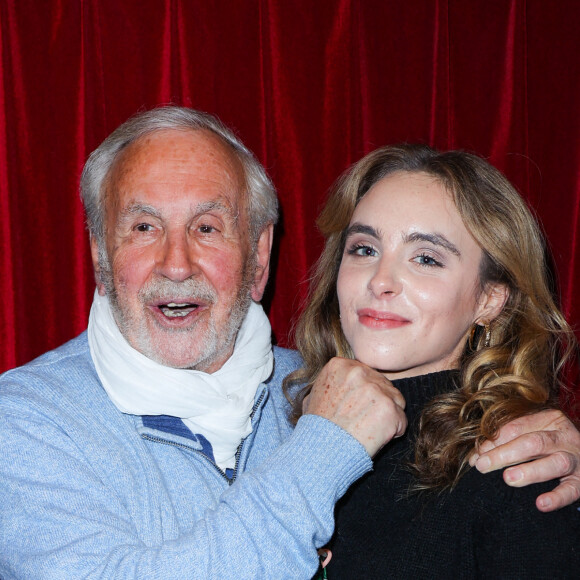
[{"left": 357, "top": 309, "right": 410, "bottom": 330}]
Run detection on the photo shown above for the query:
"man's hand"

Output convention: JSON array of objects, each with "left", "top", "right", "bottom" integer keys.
[
  {"left": 469, "top": 409, "right": 580, "bottom": 512},
  {"left": 303, "top": 357, "right": 407, "bottom": 458}
]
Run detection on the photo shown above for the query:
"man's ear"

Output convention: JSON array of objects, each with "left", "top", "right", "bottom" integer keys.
[
  {"left": 476, "top": 283, "right": 509, "bottom": 325},
  {"left": 250, "top": 224, "right": 274, "bottom": 302},
  {"left": 90, "top": 236, "right": 107, "bottom": 296}
]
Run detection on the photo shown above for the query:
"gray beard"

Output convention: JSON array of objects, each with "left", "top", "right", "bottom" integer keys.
[{"left": 97, "top": 245, "right": 254, "bottom": 370}]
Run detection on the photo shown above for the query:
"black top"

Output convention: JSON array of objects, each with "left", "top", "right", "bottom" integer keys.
[{"left": 326, "top": 371, "right": 580, "bottom": 579}]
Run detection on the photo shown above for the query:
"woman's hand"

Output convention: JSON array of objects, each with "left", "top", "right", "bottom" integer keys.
[
  {"left": 303, "top": 357, "right": 407, "bottom": 458},
  {"left": 469, "top": 409, "right": 580, "bottom": 511}
]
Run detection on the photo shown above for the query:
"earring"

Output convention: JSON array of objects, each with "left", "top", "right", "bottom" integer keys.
[
  {"left": 484, "top": 323, "right": 491, "bottom": 348},
  {"left": 469, "top": 322, "right": 491, "bottom": 350},
  {"left": 468, "top": 324, "right": 479, "bottom": 350}
]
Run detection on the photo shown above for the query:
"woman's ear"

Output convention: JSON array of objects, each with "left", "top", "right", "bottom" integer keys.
[{"left": 476, "top": 283, "right": 509, "bottom": 324}]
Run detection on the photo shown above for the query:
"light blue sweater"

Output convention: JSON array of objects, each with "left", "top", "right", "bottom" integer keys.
[{"left": 0, "top": 333, "right": 371, "bottom": 579}]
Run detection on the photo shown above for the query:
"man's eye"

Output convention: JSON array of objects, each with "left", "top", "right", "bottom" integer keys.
[
  {"left": 199, "top": 224, "right": 216, "bottom": 234},
  {"left": 135, "top": 223, "right": 154, "bottom": 232}
]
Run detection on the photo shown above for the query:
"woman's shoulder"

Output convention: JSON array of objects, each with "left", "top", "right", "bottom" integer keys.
[
  {"left": 457, "top": 465, "right": 570, "bottom": 513},
  {"left": 455, "top": 466, "right": 580, "bottom": 542},
  {"left": 452, "top": 467, "right": 580, "bottom": 577}
]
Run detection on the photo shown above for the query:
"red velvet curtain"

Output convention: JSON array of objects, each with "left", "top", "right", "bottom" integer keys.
[{"left": 1, "top": 1, "right": 579, "bottom": 393}]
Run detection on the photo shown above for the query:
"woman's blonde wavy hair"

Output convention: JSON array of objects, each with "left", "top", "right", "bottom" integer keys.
[{"left": 284, "top": 143, "right": 578, "bottom": 490}]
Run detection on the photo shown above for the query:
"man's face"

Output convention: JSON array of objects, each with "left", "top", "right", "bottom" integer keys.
[{"left": 92, "top": 129, "right": 270, "bottom": 373}]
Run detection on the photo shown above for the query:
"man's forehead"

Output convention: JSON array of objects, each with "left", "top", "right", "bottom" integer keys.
[{"left": 104, "top": 128, "right": 247, "bottom": 207}]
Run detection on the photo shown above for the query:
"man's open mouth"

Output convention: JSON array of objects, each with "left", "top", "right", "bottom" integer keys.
[{"left": 158, "top": 302, "right": 200, "bottom": 318}]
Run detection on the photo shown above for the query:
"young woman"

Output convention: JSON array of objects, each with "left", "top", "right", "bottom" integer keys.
[{"left": 285, "top": 144, "right": 580, "bottom": 578}]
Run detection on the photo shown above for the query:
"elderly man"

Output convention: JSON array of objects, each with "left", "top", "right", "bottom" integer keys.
[{"left": 0, "top": 106, "right": 579, "bottom": 579}]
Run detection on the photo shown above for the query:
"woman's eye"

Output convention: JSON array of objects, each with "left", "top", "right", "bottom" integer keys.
[
  {"left": 413, "top": 253, "right": 443, "bottom": 267},
  {"left": 348, "top": 244, "right": 377, "bottom": 257}
]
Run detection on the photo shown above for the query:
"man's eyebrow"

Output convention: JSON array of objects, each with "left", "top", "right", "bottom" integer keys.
[
  {"left": 194, "top": 200, "right": 240, "bottom": 224},
  {"left": 344, "top": 223, "right": 380, "bottom": 240},
  {"left": 193, "top": 200, "right": 235, "bottom": 216},
  {"left": 119, "top": 203, "right": 161, "bottom": 220},
  {"left": 404, "top": 231, "right": 461, "bottom": 256},
  {"left": 118, "top": 199, "right": 239, "bottom": 221}
]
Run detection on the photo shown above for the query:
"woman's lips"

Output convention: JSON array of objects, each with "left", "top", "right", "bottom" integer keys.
[{"left": 357, "top": 309, "right": 411, "bottom": 329}]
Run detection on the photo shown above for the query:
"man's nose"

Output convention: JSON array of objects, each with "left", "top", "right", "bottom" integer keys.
[
  {"left": 368, "top": 257, "right": 402, "bottom": 298},
  {"left": 156, "top": 232, "right": 199, "bottom": 282}
]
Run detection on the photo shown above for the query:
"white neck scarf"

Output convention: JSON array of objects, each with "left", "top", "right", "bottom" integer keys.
[{"left": 87, "top": 291, "right": 273, "bottom": 470}]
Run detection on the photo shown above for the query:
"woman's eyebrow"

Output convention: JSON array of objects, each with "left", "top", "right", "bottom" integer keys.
[
  {"left": 344, "top": 222, "right": 380, "bottom": 240},
  {"left": 404, "top": 231, "right": 461, "bottom": 256}
]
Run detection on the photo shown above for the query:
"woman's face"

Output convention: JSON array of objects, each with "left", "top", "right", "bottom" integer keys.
[{"left": 337, "top": 171, "right": 501, "bottom": 380}]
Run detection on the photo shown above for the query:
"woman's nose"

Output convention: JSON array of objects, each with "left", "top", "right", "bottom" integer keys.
[{"left": 368, "top": 257, "right": 402, "bottom": 298}]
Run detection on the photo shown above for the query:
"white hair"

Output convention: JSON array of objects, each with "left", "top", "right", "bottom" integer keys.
[{"left": 80, "top": 106, "right": 278, "bottom": 247}]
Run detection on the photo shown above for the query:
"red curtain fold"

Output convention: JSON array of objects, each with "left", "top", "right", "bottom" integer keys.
[{"left": 1, "top": 1, "right": 579, "bottom": 402}]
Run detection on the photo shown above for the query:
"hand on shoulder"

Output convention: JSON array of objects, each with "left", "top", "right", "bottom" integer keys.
[
  {"left": 303, "top": 357, "right": 407, "bottom": 457},
  {"left": 470, "top": 409, "right": 580, "bottom": 511}
]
